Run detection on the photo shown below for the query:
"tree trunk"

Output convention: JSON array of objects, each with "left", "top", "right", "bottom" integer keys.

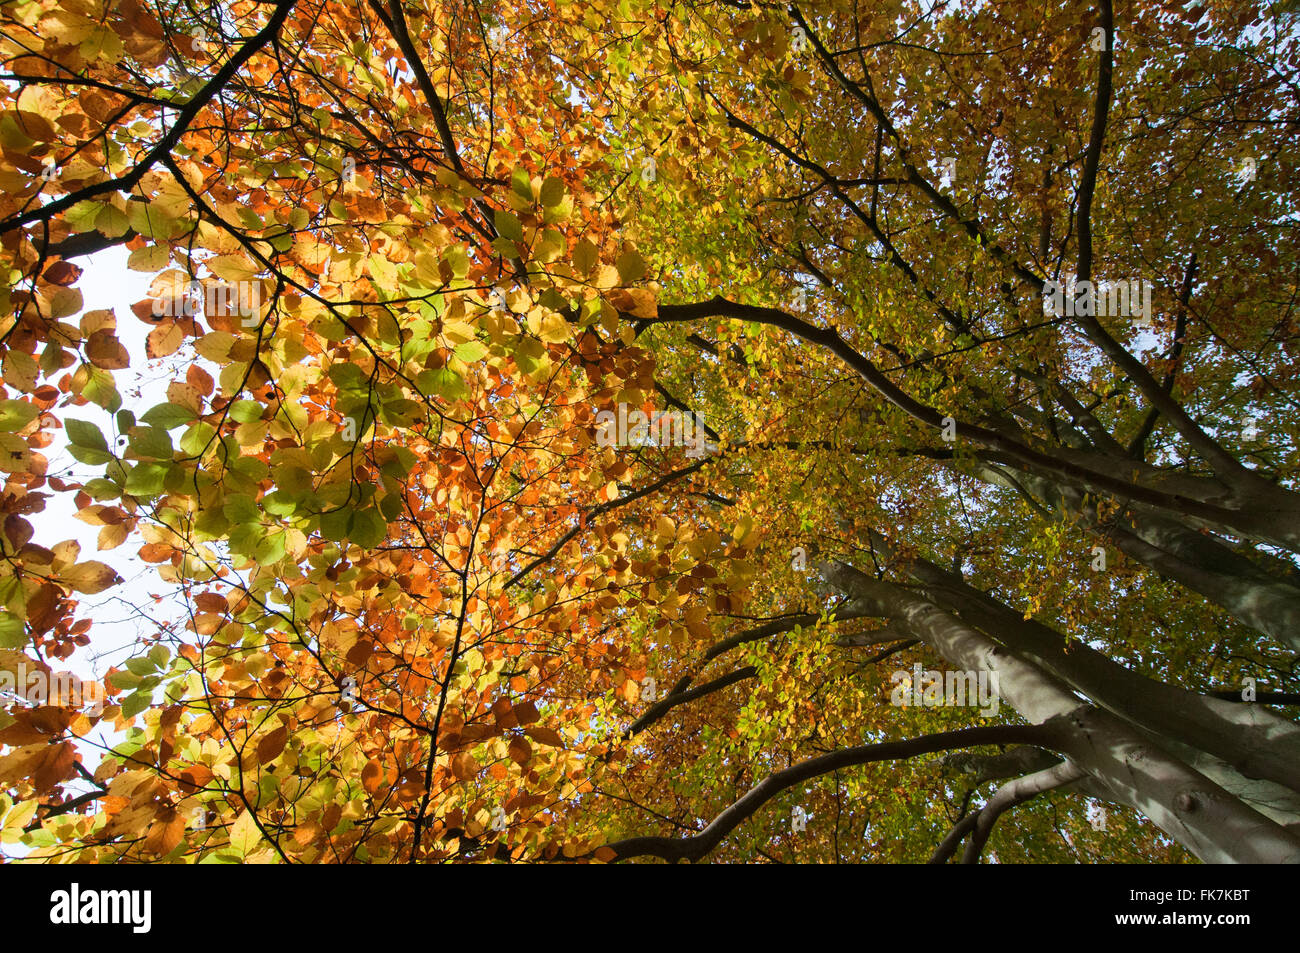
[{"left": 823, "top": 561, "right": 1300, "bottom": 862}]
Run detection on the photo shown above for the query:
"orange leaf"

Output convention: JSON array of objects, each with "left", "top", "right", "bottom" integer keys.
[
  {"left": 362, "top": 758, "right": 384, "bottom": 794},
  {"left": 179, "top": 764, "right": 214, "bottom": 793},
  {"left": 143, "top": 810, "right": 185, "bottom": 855},
  {"left": 33, "top": 741, "right": 76, "bottom": 793},
  {"left": 139, "top": 542, "right": 174, "bottom": 563}
]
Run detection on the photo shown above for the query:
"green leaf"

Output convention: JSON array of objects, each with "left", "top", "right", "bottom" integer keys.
[
  {"left": 254, "top": 531, "right": 286, "bottom": 565},
  {"left": 573, "top": 239, "right": 597, "bottom": 276},
  {"left": 616, "top": 249, "right": 646, "bottom": 283},
  {"left": 68, "top": 444, "right": 114, "bottom": 466},
  {"left": 511, "top": 166, "right": 533, "bottom": 201},
  {"left": 179, "top": 422, "right": 217, "bottom": 457},
  {"left": 419, "top": 367, "right": 467, "bottom": 401},
  {"left": 494, "top": 209, "right": 525, "bottom": 242},
  {"left": 228, "top": 400, "right": 263, "bottom": 424},
  {"left": 348, "top": 508, "right": 387, "bottom": 549},
  {"left": 82, "top": 478, "right": 120, "bottom": 500},
  {"left": 107, "top": 669, "right": 141, "bottom": 690},
  {"left": 82, "top": 368, "right": 122, "bottom": 413},
  {"left": 119, "top": 690, "right": 151, "bottom": 720},
  {"left": 127, "top": 244, "right": 170, "bottom": 272},
  {"left": 128, "top": 426, "right": 174, "bottom": 460},
  {"left": 125, "top": 656, "right": 158, "bottom": 676},
  {"left": 229, "top": 809, "right": 264, "bottom": 857},
  {"left": 0, "top": 612, "right": 25, "bottom": 648},
  {"left": 141, "top": 402, "right": 197, "bottom": 430},
  {"left": 0, "top": 400, "right": 38, "bottom": 433},
  {"left": 327, "top": 363, "right": 368, "bottom": 392},
  {"left": 540, "top": 176, "right": 566, "bottom": 208},
  {"left": 95, "top": 204, "right": 131, "bottom": 239},
  {"left": 124, "top": 462, "right": 168, "bottom": 497},
  {"left": 319, "top": 508, "right": 352, "bottom": 541},
  {"left": 65, "top": 418, "right": 109, "bottom": 453},
  {"left": 443, "top": 245, "right": 469, "bottom": 278},
  {"left": 222, "top": 494, "right": 259, "bottom": 524},
  {"left": 453, "top": 340, "right": 488, "bottom": 363}
]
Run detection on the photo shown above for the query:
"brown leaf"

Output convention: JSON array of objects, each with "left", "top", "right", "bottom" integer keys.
[
  {"left": 62, "top": 560, "right": 121, "bottom": 594},
  {"left": 85, "top": 330, "right": 130, "bottom": 370},
  {"left": 143, "top": 809, "right": 185, "bottom": 855},
  {"left": 255, "top": 724, "right": 288, "bottom": 765},
  {"left": 525, "top": 725, "right": 565, "bottom": 748},
  {"left": 492, "top": 698, "right": 519, "bottom": 730},
  {"left": 512, "top": 700, "right": 540, "bottom": 725},
  {"left": 0, "top": 707, "right": 70, "bottom": 746},
  {"left": 507, "top": 736, "right": 532, "bottom": 765},
  {"left": 322, "top": 803, "right": 342, "bottom": 832},
  {"left": 4, "top": 514, "right": 33, "bottom": 549},
  {"left": 42, "top": 261, "right": 81, "bottom": 286},
  {"left": 33, "top": 741, "right": 76, "bottom": 793},
  {"left": 166, "top": 381, "right": 202, "bottom": 413},
  {"left": 193, "top": 592, "right": 226, "bottom": 614},
  {"left": 451, "top": 751, "right": 476, "bottom": 781},
  {"left": 293, "top": 822, "right": 321, "bottom": 846},
  {"left": 608, "top": 287, "right": 658, "bottom": 319},
  {"left": 186, "top": 364, "right": 214, "bottom": 396}
]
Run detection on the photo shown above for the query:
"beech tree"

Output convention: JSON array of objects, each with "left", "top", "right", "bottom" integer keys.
[{"left": 1, "top": 0, "right": 1298, "bottom": 863}]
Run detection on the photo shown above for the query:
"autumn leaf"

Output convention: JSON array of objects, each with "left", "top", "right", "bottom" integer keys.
[
  {"left": 61, "top": 561, "right": 121, "bottom": 594},
  {"left": 256, "top": 724, "right": 288, "bottom": 765}
]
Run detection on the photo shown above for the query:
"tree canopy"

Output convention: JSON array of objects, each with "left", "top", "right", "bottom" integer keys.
[{"left": 1, "top": 0, "right": 1299, "bottom": 863}]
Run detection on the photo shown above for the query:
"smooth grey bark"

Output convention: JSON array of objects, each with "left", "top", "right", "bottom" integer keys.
[
  {"left": 962, "top": 761, "right": 1087, "bottom": 863},
  {"left": 836, "top": 625, "right": 911, "bottom": 647},
  {"left": 1154, "top": 742, "right": 1300, "bottom": 834},
  {"left": 823, "top": 561, "right": 1300, "bottom": 863},
  {"left": 910, "top": 559, "right": 1300, "bottom": 797},
  {"left": 940, "top": 745, "right": 1064, "bottom": 785}
]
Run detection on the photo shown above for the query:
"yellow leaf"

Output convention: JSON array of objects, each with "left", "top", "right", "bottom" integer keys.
[
  {"left": 193, "top": 331, "right": 236, "bottom": 363},
  {"left": 127, "top": 245, "right": 170, "bottom": 272},
  {"left": 97, "top": 522, "right": 128, "bottom": 551},
  {"left": 442, "top": 320, "right": 478, "bottom": 345},
  {"left": 207, "top": 254, "right": 259, "bottom": 283},
  {"left": 62, "top": 560, "right": 120, "bottom": 594},
  {"left": 538, "top": 311, "right": 570, "bottom": 344},
  {"left": 229, "top": 809, "right": 263, "bottom": 857}
]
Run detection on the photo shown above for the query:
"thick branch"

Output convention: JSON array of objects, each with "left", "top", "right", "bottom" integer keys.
[
  {"left": 961, "top": 761, "right": 1086, "bottom": 863},
  {"left": 602, "top": 724, "right": 1056, "bottom": 862}
]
